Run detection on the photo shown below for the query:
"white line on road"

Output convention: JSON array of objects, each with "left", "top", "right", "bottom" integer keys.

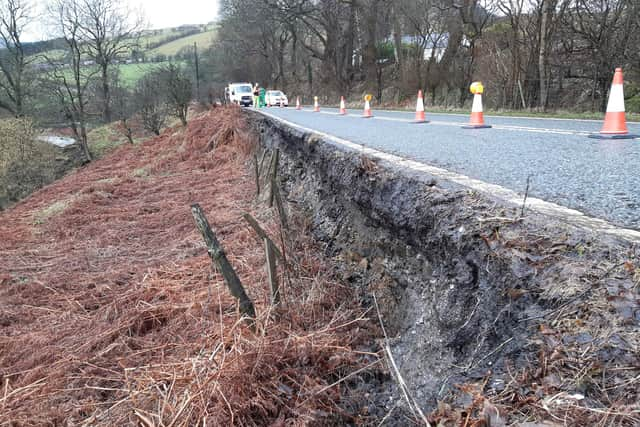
[
  {"left": 290, "top": 108, "right": 598, "bottom": 136},
  {"left": 289, "top": 105, "right": 640, "bottom": 125}
]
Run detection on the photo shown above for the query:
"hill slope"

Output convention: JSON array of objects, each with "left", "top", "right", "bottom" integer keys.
[
  {"left": 148, "top": 29, "right": 217, "bottom": 57},
  {"left": 0, "top": 107, "right": 373, "bottom": 425}
]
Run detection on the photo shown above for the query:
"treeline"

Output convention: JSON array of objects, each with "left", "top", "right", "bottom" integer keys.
[
  {"left": 0, "top": 0, "right": 198, "bottom": 163},
  {"left": 214, "top": 0, "right": 640, "bottom": 112}
]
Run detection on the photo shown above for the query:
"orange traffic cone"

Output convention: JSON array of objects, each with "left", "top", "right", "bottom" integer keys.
[
  {"left": 313, "top": 96, "right": 320, "bottom": 112},
  {"left": 296, "top": 97, "right": 301, "bottom": 110},
  {"left": 414, "top": 90, "right": 428, "bottom": 123},
  {"left": 462, "top": 82, "right": 491, "bottom": 129},
  {"left": 339, "top": 96, "right": 347, "bottom": 115},
  {"left": 362, "top": 95, "right": 373, "bottom": 118},
  {"left": 590, "top": 68, "right": 638, "bottom": 139}
]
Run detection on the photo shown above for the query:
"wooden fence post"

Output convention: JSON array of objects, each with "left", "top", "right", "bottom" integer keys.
[
  {"left": 254, "top": 153, "right": 260, "bottom": 196},
  {"left": 268, "top": 149, "right": 279, "bottom": 208},
  {"left": 242, "top": 213, "right": 283, "bottom": 260},
  {"left": 191, "top": 203, "right": 256, "bottom": 322},
  {"left": 264, "top": 237, "right": 280, "bottom": 306}
]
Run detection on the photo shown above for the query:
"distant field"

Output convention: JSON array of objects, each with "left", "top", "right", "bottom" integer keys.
[
  {"left": 27, "top": 25, "right": 217, "bottom": 64},
  {"left": 116, "top": 62, "right": 167, "bottom": 86},
  {"left": 149, "top": 30, "right": 217, "bottom": 56}
]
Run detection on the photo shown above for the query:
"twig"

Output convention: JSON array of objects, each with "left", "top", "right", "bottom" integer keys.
[
  {"left": 378, "top": 400, "right": 400, "bottom": 427},
  {"left": 373, "top": 293, "right": 432, "bottom": 427},
  {"left": 520, "top": 174, "right": 532, "bottom": 217},
  {"left": 0, "top": 378, "right": 46, "bottom": 404},
  {"left": 313, "top": 359, "right": 381, "bottom": 395}
]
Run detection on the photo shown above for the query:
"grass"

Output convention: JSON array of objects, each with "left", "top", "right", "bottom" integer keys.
[
  {"left": 88, "top": 123, "right": 131, "bottom": 158},
  {"left": 149, "top": 30, "right": 216, "bottom": 56},
  {"left": 116, "top": 62, "right": 166, "bottom": 86},
  {"left": 33, "top": 198, "right": 74, "bottom": 224},
  {"left": 132, "top": 167, "right": 148, "bottom": 177}
]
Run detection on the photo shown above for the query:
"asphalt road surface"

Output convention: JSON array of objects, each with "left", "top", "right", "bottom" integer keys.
[{"left": 257, "top": 106, "right": 640, "bottom": 230}]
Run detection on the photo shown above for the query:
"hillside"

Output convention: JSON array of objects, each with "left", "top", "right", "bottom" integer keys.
[
  {"left": 27, "top": 24, "right": 216, "bottom": 86},
  {"left": 148, "top": 29, "right": 217, "bottom": 57},
  {"left": 0, "top": 107, "right": 376, "bottom": 425}
]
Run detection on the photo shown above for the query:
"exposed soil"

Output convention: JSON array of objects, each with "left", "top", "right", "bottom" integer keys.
[
  {"left": 0, "top": 107, "right": 379, "bottom": 426},
  {"left": 252, "top": 111, "right": 640, "bottom": 426}
]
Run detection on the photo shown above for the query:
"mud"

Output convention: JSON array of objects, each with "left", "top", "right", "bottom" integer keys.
[{"left": 250, "top": 110, "right": 640, "bottom": 424}]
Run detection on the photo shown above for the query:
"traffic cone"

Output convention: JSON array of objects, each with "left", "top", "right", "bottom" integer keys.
[
  {"left": 362, "top": 97, "right": 373, "bottom": 118},
  {"left": 590, "top": 68, "right": 638, "bottom": 139},
  {"left": 414, "top": 90, "right": 428, "bottom": 123},
  {"left": 313, "top": 96, "right": 320, "bottom": 112},
  {"left": 462, "top": 82, "right": 491, "bottom": 129},
  {"left": 339, "top": 96, "right": 347, "bottom": 115},
  {"left": 296, "top": 97, "right": 301, "bottom": 110}
]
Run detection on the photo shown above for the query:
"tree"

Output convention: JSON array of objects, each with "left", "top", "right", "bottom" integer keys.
[
  {"left": 135, "top": 71, "right": 167, "bottom": 136},
  {"left": 0, "top": 0, "right": 34, "bottom": 116},
  {"left": 111, "top": 71, "right": 136, "bottom": 143},
  {"left": 77, "top": 0, "right": 142, "bottom": 123},
  {"left": 46, "top": 0, "right": 95, "bottom": 162},
  {"left": 159, "top": 63, "right": 192, "bottom": 127},
  {"left": 563, "top": 0, "right": 639, "bottom": 111}
]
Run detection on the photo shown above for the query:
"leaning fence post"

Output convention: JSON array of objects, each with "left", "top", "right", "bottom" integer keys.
[
  {"left": 268, "top": 149, "right": 279, "bottom": 208},
  {"left": 254, "top": 153, "right": 260, "bottom": 196},
  {"left": 264, "top": 237, "right": 280, "bottom": 306},
  {"left": 242, "top": 213, "right": 282, "bottom": 260},
  {"left": 191, "top": 203, "right": 256, "bottom": 322}
]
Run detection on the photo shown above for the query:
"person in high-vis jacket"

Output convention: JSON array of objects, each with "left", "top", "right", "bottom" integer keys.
[
  {"left": 253, "top": 83, "right": 259, "bottom": 107},
  {"left": 259, "top": 87, "right": 266, "bottom": 108}
]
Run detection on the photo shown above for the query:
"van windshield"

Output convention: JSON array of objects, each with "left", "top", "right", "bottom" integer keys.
[{"left": 234, "top": 86, "right": 252, "bottom": 93}]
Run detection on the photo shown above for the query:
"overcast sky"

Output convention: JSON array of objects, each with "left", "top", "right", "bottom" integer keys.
[{"left": 24, "top": 0, "right": 220, "bottom": 41}]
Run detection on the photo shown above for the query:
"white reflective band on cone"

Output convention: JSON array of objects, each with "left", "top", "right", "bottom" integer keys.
[
  {"left": 606, "top": 85, "right": 625, "bottom": 113},
  {"left": 472, "top": 94, "right": 483, "bottom": 112}
]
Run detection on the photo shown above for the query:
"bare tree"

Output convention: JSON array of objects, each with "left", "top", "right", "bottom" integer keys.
[
  {"left": 78, "top": 0, "right": 143, "bottom": 123},
  {"left": 0, "top": 0, "right": 33, "bottom": 116},
  {"left": 46, "top": 0, "right": 95, "bottom": 162},
  {"left": 111, "top": 71, "right": 135, "bottom": 143},
  {"left": 160, "top": 63, "right": 192, "bottom": 127},
  {"left": 135, "top": 71, "right": 167, "bottom": 136}
]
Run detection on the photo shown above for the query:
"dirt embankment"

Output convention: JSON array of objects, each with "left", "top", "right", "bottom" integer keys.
[
  {"left": 0, "top": 107, "right": 378, "bottom": 425},
  {"left": 252, "top": 111, "right": 640, "bottom": 425}
]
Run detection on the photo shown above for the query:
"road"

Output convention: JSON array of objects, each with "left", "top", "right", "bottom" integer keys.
[{"left": 257, "top": 106, "right": 640, "bottom": 230}]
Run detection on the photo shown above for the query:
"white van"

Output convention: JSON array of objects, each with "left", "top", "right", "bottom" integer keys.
[{"left": 225, "top": 83, "right": 254, "bottom": 106}]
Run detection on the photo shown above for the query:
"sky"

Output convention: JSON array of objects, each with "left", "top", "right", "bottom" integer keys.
[
  {"left": 24, "top": 0, "right": 220, "bottom": 42},
  {"left": 136, "top": 0, "right": 219, "bottom": 30}
]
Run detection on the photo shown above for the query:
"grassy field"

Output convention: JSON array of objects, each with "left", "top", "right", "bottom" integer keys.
[
  {"left": 116, "top": 62, "right": 167, "bottom": 87},
  {"left": 149, "top": 30, "right": 216, "bottom": 56}
]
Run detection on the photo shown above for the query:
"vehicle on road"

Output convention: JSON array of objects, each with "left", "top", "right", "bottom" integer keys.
[
  {"left": 225, "top": 83, "right": 254, "bottom": 107},
  {"left": 266, "top": 90, "right": 288, "bottom": 107}
]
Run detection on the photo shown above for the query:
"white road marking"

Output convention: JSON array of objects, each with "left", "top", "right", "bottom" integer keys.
[
  {"left": 288, "top": 105, "right": 640, "bottom": 124},
  {"left": 256, "top": 109, "right": 640, "bottom": 242},
  {"left": 289, "top": 108, "right": 601, "bottom": 136}
]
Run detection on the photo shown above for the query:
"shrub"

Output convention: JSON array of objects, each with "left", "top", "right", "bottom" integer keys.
[{"left": 0, "top": 118, "right": 57, "bottom": 208}]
